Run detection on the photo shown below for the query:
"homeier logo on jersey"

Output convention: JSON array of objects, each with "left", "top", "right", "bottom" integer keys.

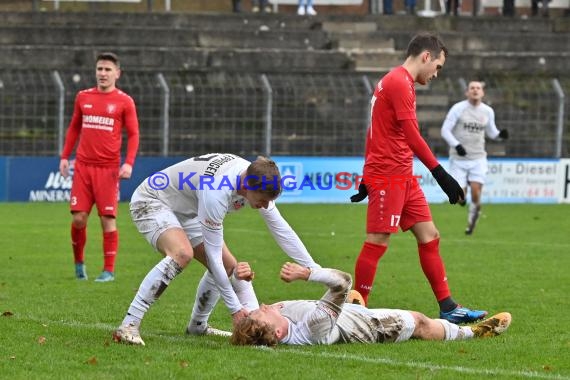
[{"left": 278, "top": 162, "right": 303, "bottom": 196}]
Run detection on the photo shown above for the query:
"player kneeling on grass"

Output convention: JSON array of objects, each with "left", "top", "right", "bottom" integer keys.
[
  {"left": 231, "top": 262, "right": 511, "bottom": 346},
  {"left": 112, "top": 154, "right": 321, "bottom": 346}
]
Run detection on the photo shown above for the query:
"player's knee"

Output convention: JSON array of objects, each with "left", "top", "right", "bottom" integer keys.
[
  {"left": 165, "top": 248, "right": 193, "bottom": 267},
  {"left": 425, "top": 224, "right": 440, "bottom": 241},
  {"left": 431, "top": 230, "right": 440, "bottom": 240},
  {"left": 71, "top": 212, "right": 88, "bottom": 228},
  {"left": 366, "top": 233, "right": 390, "bottom": 245},
  {"left": 410, "top": 311, "right": 430, "bottom": 338},
  {"left": 100, "top": 215, "right": 117, "bottom": 231}
]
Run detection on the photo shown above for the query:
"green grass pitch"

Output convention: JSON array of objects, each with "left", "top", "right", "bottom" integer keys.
[{"left": 0, "top": 202, "right": 569, "bottom": 379}]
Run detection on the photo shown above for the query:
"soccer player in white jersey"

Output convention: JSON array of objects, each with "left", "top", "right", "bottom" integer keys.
[
  {"left": 441, "top": 81, "right": 509, "bottom": 235},
  {"left": 231, "top": 262, "right": 512, "bottom": 346},
  {"left": 113, "top": 153, "right": 320, "bottom": 346}
]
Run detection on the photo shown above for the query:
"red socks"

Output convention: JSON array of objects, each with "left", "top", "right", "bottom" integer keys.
[
  {"left": 71, "top": 225, "right": 86, "bottom": 264},
  {"left": 103, "top": 230, "right": 118, "bottom": 273},
  {"left": 73, "top": 224, "right": 118, "bottom": 273},
  {"left": 354, "top": 238, "right": 451, "bottom": 305},
  {"left": 354, "top": 241, "right": 387, "bottom": 305},
  {"left": 418, "top": 238, "right": 451, "bottom": 301}
]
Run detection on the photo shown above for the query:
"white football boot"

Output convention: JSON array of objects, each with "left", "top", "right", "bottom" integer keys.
[{"left": 113, "top": 323, "right": 145, "bottom": 346}]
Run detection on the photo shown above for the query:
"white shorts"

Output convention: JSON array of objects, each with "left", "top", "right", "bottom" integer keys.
[
  {"left": 449, "top": 157, "right": 488, "bottom": 188},
  {"left": 370, "top": 308, "right": 415, "bottom": 343},
  {"left": 129, "top": 199, "right": 204, "bottom": 250}
]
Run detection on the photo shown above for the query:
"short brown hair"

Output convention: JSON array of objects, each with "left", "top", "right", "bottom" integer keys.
[
  {"left": 96, "top": 52, "right": 120, "bottom": 68},
  {"left": 244, "top": 156, "right": 282, "bottom": 199},
  {"left": 231, "top": 317, "right": 279, "bottom": 347},
  {"left": 405, "top": 33, "right": 448, "bottom": 59}
]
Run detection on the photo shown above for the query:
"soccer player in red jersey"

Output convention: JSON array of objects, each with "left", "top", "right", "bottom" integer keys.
[
  {"left": 59, "top": 52, "right": 139, "bottom": 282},
  {"left": 350, "top": 34, "right": 487, "bottom": 324}
]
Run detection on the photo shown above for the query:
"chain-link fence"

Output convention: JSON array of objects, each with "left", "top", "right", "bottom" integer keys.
[
  {"left": 0, "top": 70, "right": 59, "bottom": 156},
  {"left": 0, "top": 69, "right": 567, "bottom": 158}
]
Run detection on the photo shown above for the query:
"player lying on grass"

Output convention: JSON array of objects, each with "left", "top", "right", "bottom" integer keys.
[{"left": 231, "top": 262, "right": 511, "bottom": 346}]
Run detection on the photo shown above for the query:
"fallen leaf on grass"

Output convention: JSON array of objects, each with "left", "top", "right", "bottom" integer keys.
[{"left": 86, "top": 356, "right": 97, "bottom": 365}]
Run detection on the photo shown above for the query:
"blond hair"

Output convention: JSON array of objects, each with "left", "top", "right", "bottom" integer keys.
[{"left": 230, "top": 317, "right": 279, "bottom": 347}]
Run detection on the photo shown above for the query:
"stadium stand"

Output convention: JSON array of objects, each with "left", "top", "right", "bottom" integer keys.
[{"left": 0, "top": 10, "right": 568, "bottom": 158}]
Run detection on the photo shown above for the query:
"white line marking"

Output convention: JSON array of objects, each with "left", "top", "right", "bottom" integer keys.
[
  {"left": 16, "top": 315, "right": 570, "bottom": 380},
  {"left": 278, "top": 350, "right": 570, "bottom": 380}
]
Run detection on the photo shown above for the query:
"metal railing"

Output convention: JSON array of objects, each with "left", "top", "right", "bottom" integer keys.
[{"left": 0, "top": 69, "right": 566, "bottom": 158}]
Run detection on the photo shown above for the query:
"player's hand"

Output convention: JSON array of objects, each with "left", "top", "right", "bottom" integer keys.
[
  {"left": 119, "top": 163, "right": 133, "bottom": 179},
  {"left": 231, "top": 308, "right": 249, "bottom": 326},
  {"left": 234, "top": 262, "right": 255, "bottom": 282},
  {"left": 350, "top": 183, "right": 368, "bottom": 202},
  {"left": 280, "top": 262, "right": 311, "bottom": 283},
  {"left": 59, "top": 159, "right": 70, "bottom": 178},
  {"left": 499, "top": 129, "right": 509, "bottom": 139},
  {"left": 455, "top": 144, "right": 467, "bottom": 156},
  {"left": 431, "top": 165, "right": 465, "bottom": 204}
]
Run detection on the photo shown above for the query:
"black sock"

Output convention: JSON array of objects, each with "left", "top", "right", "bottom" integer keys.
[{"left": 438, "top": 297, "right": 457, "bottom": 313}]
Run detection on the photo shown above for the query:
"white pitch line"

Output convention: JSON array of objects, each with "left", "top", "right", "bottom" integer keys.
[
  {"left": 276, "top": 350, "right": 570, "bottom": 380},
  {"left": 16, "top": 315, "right": 570, "bottom": 380}
]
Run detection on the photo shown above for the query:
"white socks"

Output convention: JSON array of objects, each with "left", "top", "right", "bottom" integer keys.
[
  {"left": 468, "top": 203, "right": 480, "bottom": 225},
  {"left": 122, "top": 256, "right": 182, "bottom": 326},
  {"left": 187, "top": 269, "right": 259, "bottom": 333},
  {"left": 187, "top": 271, "right": 221, "bottom": 333},
  {"left": 438, "top": 319, "right": 474, "bottom": 340}
]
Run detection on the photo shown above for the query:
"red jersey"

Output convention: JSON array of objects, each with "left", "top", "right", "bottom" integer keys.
[
  {"left": 61, "top": 88, "right": 139, "bottom": 167},
  {"left": 364, "top": 66, "right": 417, "bottom": 177}
]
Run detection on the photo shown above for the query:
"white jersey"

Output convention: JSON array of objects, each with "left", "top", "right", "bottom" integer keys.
[
  {"left": 441, "top": 100, "right": 501, "bottom": 160},
  {"left": 133, "top": 153, "right": 248, "bottom": 223},
  {"left": 132, "top": 153, "right": 319, "bottom": 314},
  {"left": 279, "top": 269, "right": 412, "bottom": 345}
]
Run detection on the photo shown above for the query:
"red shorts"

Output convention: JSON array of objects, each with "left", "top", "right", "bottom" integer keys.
[
  {"left": 70, "top": 161, "right": 120, "bottom": 217},
  {"left": 366, "top": 179, "right": 432, "bottom": 233}
]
